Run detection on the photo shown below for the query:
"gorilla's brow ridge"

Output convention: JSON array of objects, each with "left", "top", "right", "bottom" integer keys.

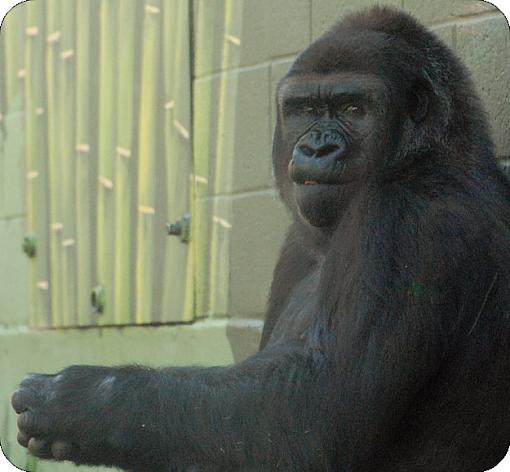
[{"left": 278, "top": 74, "right": 384, "bottom": 108}]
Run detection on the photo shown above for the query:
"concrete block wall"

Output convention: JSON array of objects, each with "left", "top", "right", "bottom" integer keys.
[
  {"left": 0, "top": 1, "right": 508, "bottom": 469},
  {"left": 192, "top": 0, "right": 510, "bottom": 356}
]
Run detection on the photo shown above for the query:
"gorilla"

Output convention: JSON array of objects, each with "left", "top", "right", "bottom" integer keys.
[{"left": 11, "top": 6, "right": 510, "bottom": 472}]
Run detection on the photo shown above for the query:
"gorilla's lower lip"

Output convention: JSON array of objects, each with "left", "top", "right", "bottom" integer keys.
[{"left": 294, "top": 183, "right": 341, "bottom": 195}]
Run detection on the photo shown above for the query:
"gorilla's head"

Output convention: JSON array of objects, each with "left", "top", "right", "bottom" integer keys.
[{"left": 272, "top": 6, "right": 486, "bottom": 228}]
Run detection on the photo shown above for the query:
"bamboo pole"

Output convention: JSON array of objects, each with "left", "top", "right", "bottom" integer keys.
[
  {"left": 113, "top": 1, "right": 140, "bottom": 325},
  {"left": 58, "top": 0, "right": 77, "bottom": 326},
  {"left": 192, "top": 72, "right": 212, "bottom": 318},
  {"left": 24, "top": 0, "right": 50, "bottom": 327},
  {"left": 75, "top": 0, "right": 98, "bottom": 326},
  {"left": 96, "top": 0, "right": 118, "bottom": 323},
  {"left": 161, "top": 0, "right": 194, "bottom": 322},
  {"left": 191, "top": 74, "right": 212, "bottom": 318},
  {"left": 45, "top": 0, "right": 63, "bottom": 326},
  {"left": 135, "top": 0, "right": 162, "bottom": 324}
]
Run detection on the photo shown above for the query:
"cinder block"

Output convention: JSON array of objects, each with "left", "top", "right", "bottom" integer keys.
[
  {"left": 230, "top": 191, "right": 291, "bottom": 319},
  {"left": 312, "top": 0, "right": 401, "bottom": 39},
  {"left": 402, "top": 0, "right": 496, "bottom": 25},
  {"left": 226, "top": 319, "right": 264, "bottom": 362},
  {"left": 194, "top": 0, "right": 310, "bottom": 78},
  {"left": 452, "top": 0, "right": 497, "bottom": 16},
  {"left": 193, "top": 66, "right": 273, "bottom": 196},
  {"left": 270, "top": 58, "right": 297, "bottom": 134},
  {"left": 431, "top": 25, "right": 455, "bottom": 49},
  {"left": 231, "top": 67, "right": 273, "bottom": 194},
  {"left": 0, "top": 217, "right": 28, "bottom": 326},
  {"left": 236, "top": 0, "right": 311, "bottom": 68},
  {"left": 456, "top": 15, "right": 510, "bottom": 157}
]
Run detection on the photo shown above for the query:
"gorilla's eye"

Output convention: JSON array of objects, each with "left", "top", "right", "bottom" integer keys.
[
  {"left": 303, "top": 105, "right": 319, "bottom": 115},
  {"left": 343, "top": 104, "right": 363, "bottom": 114}
]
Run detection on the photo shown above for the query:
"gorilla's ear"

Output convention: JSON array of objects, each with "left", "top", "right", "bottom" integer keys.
[{"left": 407, "top": 77, "right": 433, "bottom": 123}]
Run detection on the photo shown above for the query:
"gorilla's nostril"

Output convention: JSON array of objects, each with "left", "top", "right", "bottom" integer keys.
[{"left": 316, "top": 144, "right": 340, "bottom": 158}]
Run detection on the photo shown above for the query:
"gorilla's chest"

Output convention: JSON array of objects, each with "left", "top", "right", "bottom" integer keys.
[{"left": 268, "top": 270, "right": 322, "bottom": 345}]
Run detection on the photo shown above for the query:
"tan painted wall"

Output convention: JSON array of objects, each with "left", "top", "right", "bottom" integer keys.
[
  {"left": 193, "top": 0, "right": 510, "bottom": 325},
  {"left": 0, "top": 1, "right": 508, "bottom": 470}
]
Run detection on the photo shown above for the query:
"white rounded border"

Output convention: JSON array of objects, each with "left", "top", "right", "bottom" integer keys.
[{"left": 0, "top": 0, "right": 509, "bottom": 470}]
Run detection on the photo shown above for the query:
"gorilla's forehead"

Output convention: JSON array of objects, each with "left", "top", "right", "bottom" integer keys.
[{"left": 277, "top": 72, "right": 385, "bottom": 102}]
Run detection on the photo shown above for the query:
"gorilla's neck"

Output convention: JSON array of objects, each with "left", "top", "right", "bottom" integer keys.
[{"left": 297, "top": 185, "right": 369, "bottom": 257}]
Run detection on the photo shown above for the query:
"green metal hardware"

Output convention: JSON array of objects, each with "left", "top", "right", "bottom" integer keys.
[
  {"left": 166, "top": 214, "right": 191, "bottom": 243},
  {"left": 91, "top": 285, "right": 106, "bottom": 313},
  {"left": 22, "top": 235, "right": 37, "bottom": 258}
]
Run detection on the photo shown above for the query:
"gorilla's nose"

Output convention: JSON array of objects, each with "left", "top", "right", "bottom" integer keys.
[
  {"left": 289, "top": 127, "right": 348, "bottom": 184},
  {"left": 296, "top": 128, "right": 346, "bottom": 161}
]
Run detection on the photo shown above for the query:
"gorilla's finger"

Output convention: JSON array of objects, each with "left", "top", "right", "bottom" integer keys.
[
  {"left": 16, "top": 431, "right": 30, "bottom": 447},
  {"left": 27, "top": 437, "right": 53, "bottom": 459},
  {"left": 11, "top": 388, "right": 39, "bottom": 414},
  {"left": 17, "top": 411, "right": 49, "bottom": 436}
]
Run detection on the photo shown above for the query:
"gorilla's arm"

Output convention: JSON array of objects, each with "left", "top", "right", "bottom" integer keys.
[
  {"left": 10, "top": 349, "right": 406, "bottom": 470},
  {"left": 12, "top": 291, "right": 446, "bottom": 471},
  {"left": 11, "top": 344, "right": 322, "bottom": 470}
]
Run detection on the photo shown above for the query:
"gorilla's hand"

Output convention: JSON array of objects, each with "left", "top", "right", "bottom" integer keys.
[{"left": 11, "top": 365, "right": 165, "bottom": 470}]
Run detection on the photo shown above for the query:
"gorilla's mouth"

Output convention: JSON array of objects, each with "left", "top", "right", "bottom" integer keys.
[
  {"left": 289, "top": 155, "right": 365, "bottom": 187},
  {"left": 300, "top": 180, "right": 337, "bottom": 188},
  {"left": 289, "top": 158, "right": 344, "bottom": 186}
]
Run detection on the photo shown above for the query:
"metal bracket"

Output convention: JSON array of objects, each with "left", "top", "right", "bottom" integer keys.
[
  {"left": 91, "top": 285, "right": 106, "bottom": 313},
  {"left": 22, "top": 234, "right": 37, "bottom": 258},
  {"left": 166, "top": 214, "right": 191, "bottom": 243}
]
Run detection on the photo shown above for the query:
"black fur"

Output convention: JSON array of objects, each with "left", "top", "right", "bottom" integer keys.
[{"left": 12, "top": 7, "right": 510, "bottom": 471}]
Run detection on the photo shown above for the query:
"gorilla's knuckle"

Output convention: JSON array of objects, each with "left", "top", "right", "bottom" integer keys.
[
  {"left": 17, "top": 411, "right": 47, "bottom": 437},
  {"left": 11, "top": 389, "right": 29, "bottom": 414},
  {"left": 27, "top": 437, "right": 52, "bottom": 458},
  {"left": 17, "top": 411, "right": 32, "bottom": 430},
  {"left": 16, "top": 431, "right": 30, "bottom": 447}
]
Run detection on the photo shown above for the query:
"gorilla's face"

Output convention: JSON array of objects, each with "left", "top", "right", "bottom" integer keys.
[{"left": 276, "top": 73, "right": 391, "bottom": 227}]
